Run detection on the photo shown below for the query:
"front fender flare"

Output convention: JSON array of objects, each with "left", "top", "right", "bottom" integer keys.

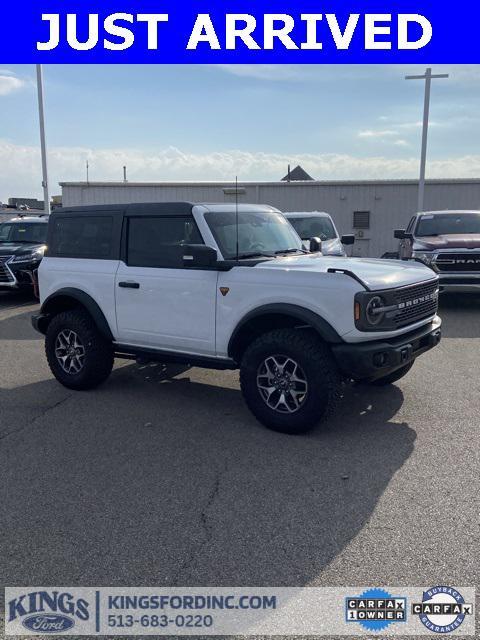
[{"left": 228, "top": 303, "right": 342, "bottom": 358}]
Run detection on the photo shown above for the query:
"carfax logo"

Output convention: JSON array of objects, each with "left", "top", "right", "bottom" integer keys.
[
  {"left": 345, "top": 588, "right": 407, "bottom": 632},
  {"left": 7, "top": 590, "right": 90, "bottom": 634},
  {"left": 412, "top": 585, "right": 473, "bottom": 634}
]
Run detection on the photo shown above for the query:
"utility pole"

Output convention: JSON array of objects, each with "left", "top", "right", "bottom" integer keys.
[
  {"left": 405, "top": 68, "right": 449, "bottom": 213},
  {"left": 36, "top": 64, "right": 50, "bottom": 215}
]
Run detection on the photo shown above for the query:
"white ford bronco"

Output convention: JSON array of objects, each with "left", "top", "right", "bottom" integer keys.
[{"left": 33, "top": 203, "right": 442, "bottom": 434}]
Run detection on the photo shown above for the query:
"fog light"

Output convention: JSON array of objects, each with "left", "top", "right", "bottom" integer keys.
[{"left": 373, "top": 352, "right": 388, "bottom": 367}]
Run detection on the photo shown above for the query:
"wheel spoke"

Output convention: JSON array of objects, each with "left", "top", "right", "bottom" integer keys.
[
  {"left": 264, "top": 357, "right": 278, "bottom": 378},
  {"left": 257, "top": 382, "right": 276, "bottom": 399}
]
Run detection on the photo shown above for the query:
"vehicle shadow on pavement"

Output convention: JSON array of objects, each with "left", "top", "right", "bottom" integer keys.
[
  {"left": 0, "top": 291, "right": 37, "bottom": 308},
  {"left": 0, "top": 310, "right": 42, "bottom": 340},
  {"left": 0, "top": 363, "right": 414, "bottom": 589},
  {"left": 438, "top": 293, "right": 480, "bottom": 338}
]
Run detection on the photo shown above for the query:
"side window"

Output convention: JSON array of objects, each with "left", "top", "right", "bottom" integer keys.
[
  {"left": 51, "top": 216, "right": 114, "bottom": 258},
  {"left": 0, "top": 225, "right": 11, "bottom": 241},
  {"left": 406, "top": 216, "right": 416, "bottom": 233},
  {"left": 127, "top": 216, "right": 203, "bottom": 268}
]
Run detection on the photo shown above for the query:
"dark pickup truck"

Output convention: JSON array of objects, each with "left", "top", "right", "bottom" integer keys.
[{"left": 395, "top": 210, "right": 480, "bottom": 293}]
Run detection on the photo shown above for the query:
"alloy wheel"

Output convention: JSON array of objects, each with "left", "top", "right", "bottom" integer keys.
[
  {"left": 55, "top": 329, "right": 86, "bottom": 374},
  {"left": 256, "top": 355, "right": 308, "bottom": 413}
]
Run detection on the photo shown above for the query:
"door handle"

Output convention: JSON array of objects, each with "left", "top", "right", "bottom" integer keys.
[{"left": 118, "top": 281, "right": 140, "bottom": 289}]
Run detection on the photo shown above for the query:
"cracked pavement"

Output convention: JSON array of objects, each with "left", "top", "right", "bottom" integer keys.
[{"left": 0, "top": 290, "right": 479, "bottom": 637}]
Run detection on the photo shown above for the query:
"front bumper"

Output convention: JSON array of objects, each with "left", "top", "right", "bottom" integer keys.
[
  {"left": 332, "top": 316, "right": 442, "bottom": 381},
  {"left": 438, "top": 274, "right": 480, "bottom": 293},
  {"left": 32, "top": 312, "right": 49, "bottom": 335},
  {"left": 0, "top": 261, "right": 40, "bottom": 290}
]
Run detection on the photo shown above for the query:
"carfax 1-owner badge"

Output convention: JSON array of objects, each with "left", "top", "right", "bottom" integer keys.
[{"left": 345, "top": 588, "right": 407, "bottom": 631}]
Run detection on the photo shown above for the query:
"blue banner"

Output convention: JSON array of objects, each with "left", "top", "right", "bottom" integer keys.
[{"left": 1, "top": 0, "right": 479, "bottom": 63}]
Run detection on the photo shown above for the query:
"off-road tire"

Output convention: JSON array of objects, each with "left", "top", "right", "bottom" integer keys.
[
  {"left": 240, "top": 329, "right": 341, "bottom": 435},
  {"left": 45, "top": 309, "right": 114, "bottom": 390},
  {"left": 370, "top": 360, "right": 415, "bottom": 386}
]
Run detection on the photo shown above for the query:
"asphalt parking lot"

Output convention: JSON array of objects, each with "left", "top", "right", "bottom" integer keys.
[{"left": 0, "top": 291, "right": 479, "bottom": 635}]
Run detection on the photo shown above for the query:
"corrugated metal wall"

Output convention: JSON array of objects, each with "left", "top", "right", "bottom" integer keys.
[{"left": 62, "top": 181, "right": 480, "bottom": 258}]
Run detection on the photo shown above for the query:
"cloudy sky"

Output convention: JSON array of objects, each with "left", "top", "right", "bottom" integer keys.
[{"left": 0, "top": 64, "right": 479, "bottom": 202}]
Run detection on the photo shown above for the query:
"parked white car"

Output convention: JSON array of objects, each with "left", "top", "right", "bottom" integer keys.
[
  {"left": 285, "top": 211, "right": 354, "bottom": 256},
  {"left": 33, "top": 203, "right": 441, "bottom": 435}
]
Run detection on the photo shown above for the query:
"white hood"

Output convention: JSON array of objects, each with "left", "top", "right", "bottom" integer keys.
[{"left": 255, "top": 254, "right": 438, "bottom": 290}]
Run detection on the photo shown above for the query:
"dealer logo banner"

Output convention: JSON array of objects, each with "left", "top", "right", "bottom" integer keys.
[{"left": 4, "top": 587, "right": 476, "bottom": 635}]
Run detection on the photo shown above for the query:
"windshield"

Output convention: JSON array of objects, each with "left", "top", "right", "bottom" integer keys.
[
  {"left": 0, "top": 222, "right": 48, "bottom": 243},
  {"left": 204, "top": 210, "right": 303, "bottom": 259},
  {"left": 287, "top": 215, "right": 337, "bottom": 241},
  {"left": 416, "top": 213, "right": 480, "bottom": 237}
]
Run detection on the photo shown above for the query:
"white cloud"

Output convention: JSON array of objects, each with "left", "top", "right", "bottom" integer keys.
[
  {"left": 358, "top": 129, "right": 399, "bottom": 139},
  {"left": 0, "top": 73, "right": 26, "bottom": 96},
  {"left": 215, "top": 64, "right": 304, "bottom": 81},
  {"left": 1, "top": 139, "right": 480, "bottom": 202}
]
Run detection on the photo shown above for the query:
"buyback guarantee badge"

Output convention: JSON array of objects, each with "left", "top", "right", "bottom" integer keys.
[{"left": 412, "top": 585, "right": 473, "bottom": 634}]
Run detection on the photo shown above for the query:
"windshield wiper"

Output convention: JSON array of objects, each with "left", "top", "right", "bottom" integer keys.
[
  {"left": 275, "top": 248, "right": 308, "bottom": 255},
  {"left": 235, "top": 252, "right": 275, "bottom": 260}
]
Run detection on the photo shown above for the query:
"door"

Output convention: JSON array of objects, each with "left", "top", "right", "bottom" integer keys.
[{"left": 115, "top": 214, "right": 218, "bottom": 355}]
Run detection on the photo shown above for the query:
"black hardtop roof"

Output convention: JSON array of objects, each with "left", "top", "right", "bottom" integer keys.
[{"left": 53, "top": 202, "right": 196, "bottom": 216}]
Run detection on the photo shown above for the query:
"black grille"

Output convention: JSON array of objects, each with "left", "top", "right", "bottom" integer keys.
[
  {"left": 434, "top": 253, "right": 480, "bottom": 272},
  {"left": 393, "top": 280, "right": 439, "bottom": 327},
  {"left": 0, "top": 256, "right": 14, "bottom": 283}
]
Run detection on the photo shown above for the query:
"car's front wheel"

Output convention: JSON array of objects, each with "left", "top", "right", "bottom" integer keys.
[
  {"left": 45, "top": 309, "right": 114, "bottom": 390},
  {"left": 240, "top": 329, "right": 341, "bottom": 434}
]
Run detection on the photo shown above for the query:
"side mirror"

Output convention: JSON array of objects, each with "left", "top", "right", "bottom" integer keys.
[
  {"left": 309, "top": 237, "right": 322, "bottom": 253},
  {"left": 394, "top": 229, "right": 414, "bottom": 240},
  {"left": 341, "top": 234, "right": 355, "bottom": 246},
  {"left": 183, "top": 244, "right": 218, "bottom": 268}
]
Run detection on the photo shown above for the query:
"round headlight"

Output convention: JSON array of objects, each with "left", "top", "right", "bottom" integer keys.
[{"left": 366, "top": 296, "right": 385, "bottom": 326}]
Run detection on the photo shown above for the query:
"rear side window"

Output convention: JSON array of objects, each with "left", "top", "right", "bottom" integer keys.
[
  {"left": 127, "top": 216, "right": 203, "bottom": 268},
  {"left": 50, "top": 216, "right": 114, "bottom": 258}
]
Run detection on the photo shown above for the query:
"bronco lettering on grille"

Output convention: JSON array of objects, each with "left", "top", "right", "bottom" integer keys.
[{"left": 397, "top": 290, "right": 438, "bottom": 309}]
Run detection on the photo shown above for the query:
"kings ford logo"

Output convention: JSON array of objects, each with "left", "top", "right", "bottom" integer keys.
[
  {"left": 23, "top": 614, "right": 75, "bottom": 633},
  {"left": 8, "top": 590, "right": 90, "bottom": 634}
]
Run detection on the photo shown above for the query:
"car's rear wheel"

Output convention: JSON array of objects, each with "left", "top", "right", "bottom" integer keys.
[
  {"left": 369, "top": 360, "right": 415, "bottom": 386},
  {"left": 240, "top": 329, "right": 341, "bottom": 434},
  {"left": 45, "top": 309, "right": 114, "bottom": 390}
]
